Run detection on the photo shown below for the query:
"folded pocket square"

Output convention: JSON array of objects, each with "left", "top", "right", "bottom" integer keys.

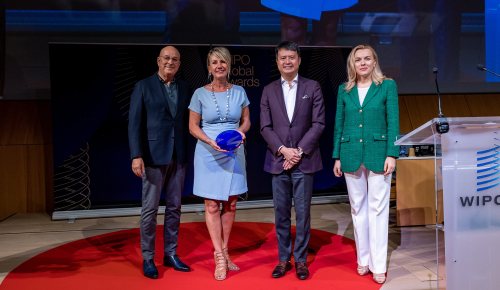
[{"left": 302, "top": 95, "right": 310, "bottom": 99}]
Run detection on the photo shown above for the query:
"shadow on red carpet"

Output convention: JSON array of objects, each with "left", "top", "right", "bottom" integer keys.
[{"left": 1, "top": 222, "right": 381, "bottom": 290}]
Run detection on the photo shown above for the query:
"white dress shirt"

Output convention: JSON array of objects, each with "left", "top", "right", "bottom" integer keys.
[{"left": 281, "top": 75, "right": 299, "bottom": 122}]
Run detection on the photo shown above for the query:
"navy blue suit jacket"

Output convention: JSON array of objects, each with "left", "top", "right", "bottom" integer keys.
[{"left": 128, "top": 73, "right": 191, "bottom": 165}]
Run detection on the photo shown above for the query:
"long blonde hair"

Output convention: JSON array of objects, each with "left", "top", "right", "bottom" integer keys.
[{"left": 344, "top": 44, "right": 386, "bottom": 92}]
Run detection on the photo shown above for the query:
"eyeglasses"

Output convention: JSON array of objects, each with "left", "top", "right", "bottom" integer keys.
[{"left": 160, "top": 55, "right": 180, "bottom": 64}]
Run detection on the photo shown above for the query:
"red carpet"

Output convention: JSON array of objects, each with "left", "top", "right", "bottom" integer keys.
[{"left": 1, "top": 222, "right": 381, "bottom": 290}]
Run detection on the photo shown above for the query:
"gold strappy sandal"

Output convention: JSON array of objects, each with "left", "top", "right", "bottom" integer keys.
[
  {"left": 213, "top": 251, "right": 227, "bottom": 281},
  {"left": 222, "top": 248, "right": 240, "bottom": 271}
]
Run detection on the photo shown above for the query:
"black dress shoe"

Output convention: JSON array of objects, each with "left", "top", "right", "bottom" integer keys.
[
  {"left": 295, "top": 262, "right": 309, "bottom": 280},
  {"left": 163, "top": 255, "right": 191, "bottom": 272},
  {"left": 271, "top": 261, "right": 292, "bottom": 278},
  {"left": 143, "top": 259, "right": 158, "bottom": 279}
]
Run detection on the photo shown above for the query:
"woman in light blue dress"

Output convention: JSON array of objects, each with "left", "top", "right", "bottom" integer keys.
[{"left": 188, "top": 47, "right": 250, "bottom": 281}]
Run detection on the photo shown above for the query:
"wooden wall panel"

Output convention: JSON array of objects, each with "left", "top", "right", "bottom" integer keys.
[
  {"left": 400, "top": 94, "right": 474, "bottom": 131},
  {"left": 44, "top": 143, "right": 54, "bottom": 213},
  {"left": 0, "top": 146, "right": 27, "bottom": 219},
  {"left": 27, "top": 145, "right": 48, "bottom": 212},
  {"left": 440, "top": 94, "right": 472, "bottom": 117},
  {"left": 0, "top": 144, "right": 50, "bottom": 217},
  {"left": 0, "top": 100, "right": 51, "bottom": 217},
  {"left": 398, "top": 96, "right": 413, "bottom": 134},
  {"left": 465, "top": 94, "right": 500, "bottom": 116},
  {"left": 401, "top": 94, "right": 441, "bottom": 129},
  {"left": 0, "top": 101, "right": 51, "bottom": 145}
]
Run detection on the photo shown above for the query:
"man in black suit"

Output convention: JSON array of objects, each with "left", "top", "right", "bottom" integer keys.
[{"left": 128, "top": 45, "right": 192, "bottom": 279}]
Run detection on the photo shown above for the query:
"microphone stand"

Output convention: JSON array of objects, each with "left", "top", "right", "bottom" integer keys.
[
  {"left": 433, "top": 67, "right": 449, "bottom": 134},
  {"left": 477, "top": 64, "right": 500, "bottom": 78}
]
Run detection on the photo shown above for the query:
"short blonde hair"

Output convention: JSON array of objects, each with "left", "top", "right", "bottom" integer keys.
[
  {"left": 344, "top": 44, "right": 386, "bottom": 92},
  {"left": 207, "top": 47, "right": 232, "bottom": 76}
]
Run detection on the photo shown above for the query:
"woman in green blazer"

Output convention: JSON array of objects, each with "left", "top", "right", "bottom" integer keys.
[{"left": 332, "top": 44, "right": 399, "bottom": 284}]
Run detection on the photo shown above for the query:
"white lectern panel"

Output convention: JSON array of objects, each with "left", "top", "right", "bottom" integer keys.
[{"left": 441, "top": 120, "right": 500, "bottom": 290}]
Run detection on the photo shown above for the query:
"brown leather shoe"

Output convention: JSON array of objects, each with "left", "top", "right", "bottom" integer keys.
[
  {"left": 272, "top": 261, "right": 292, "bottom": 278},
  {"left": 295, "top": 262, "right": 309, "bottom": 280}
]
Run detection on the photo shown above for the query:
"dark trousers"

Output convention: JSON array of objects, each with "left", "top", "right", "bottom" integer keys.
[
  {"left": 272, "top": 168, "right": 313, "bottom": 263},
  {"left": 140, "top": 162, "right": 186, "bottom": 260}
]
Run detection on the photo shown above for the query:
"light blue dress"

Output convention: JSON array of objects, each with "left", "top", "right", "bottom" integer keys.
[{"left": 188, "top": 85, "right": 250, "bottom": 200}]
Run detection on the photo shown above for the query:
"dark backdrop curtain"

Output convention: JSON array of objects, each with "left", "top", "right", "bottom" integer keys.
[{"left": 0, "top": 0, "right": 5, "bottom": 97}]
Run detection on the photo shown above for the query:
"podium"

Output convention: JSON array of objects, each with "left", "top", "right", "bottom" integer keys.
[{"left": 396, "top": 116, "right": 500, "bottom": 290}]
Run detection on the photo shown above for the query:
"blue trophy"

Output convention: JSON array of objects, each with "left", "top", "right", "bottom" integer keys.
[{"left": 216, "top": 130, "right": 243, "bottom": 151}]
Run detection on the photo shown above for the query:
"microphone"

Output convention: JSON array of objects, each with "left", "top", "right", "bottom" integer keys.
[
  {"left": 433, "top": 67, "right": 449, "bottom": 134},
  {"left": 477, "top": 64, "right": 500, "bottom": 77}
]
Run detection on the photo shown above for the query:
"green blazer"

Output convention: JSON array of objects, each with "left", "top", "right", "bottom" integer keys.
[{"left": 332, "top": 79, "right": 399, "bottom": 173}]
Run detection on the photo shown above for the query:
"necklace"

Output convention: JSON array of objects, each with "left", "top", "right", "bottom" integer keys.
[{"left": 210, "top": 83, "right": 231, "bottom": 121}]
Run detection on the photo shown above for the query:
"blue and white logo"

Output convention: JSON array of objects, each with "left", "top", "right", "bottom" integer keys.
[{"left": 476, "top": 139, "right": 500, "bottom": 192}]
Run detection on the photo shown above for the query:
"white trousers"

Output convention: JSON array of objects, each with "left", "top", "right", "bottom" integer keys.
[{"left": 344, "top": 164, "right": 391, "bottom": 274}]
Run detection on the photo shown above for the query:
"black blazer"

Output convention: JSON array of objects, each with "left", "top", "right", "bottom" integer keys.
[{"left": 128, "top": 73, "right": 191, "bottom": 165}]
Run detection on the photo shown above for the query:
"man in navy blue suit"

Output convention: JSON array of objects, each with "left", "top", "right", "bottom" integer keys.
[{"left": 128, "top": 45, "right": 192, "bottom": 279}]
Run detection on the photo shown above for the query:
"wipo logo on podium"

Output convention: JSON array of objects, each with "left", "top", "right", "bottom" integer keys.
[
  {"left": 476, "top": 142, "right": 500, "bottom": 193},
  {"left": 459, "top": 137, "right": 499, "bottom": 208}
]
